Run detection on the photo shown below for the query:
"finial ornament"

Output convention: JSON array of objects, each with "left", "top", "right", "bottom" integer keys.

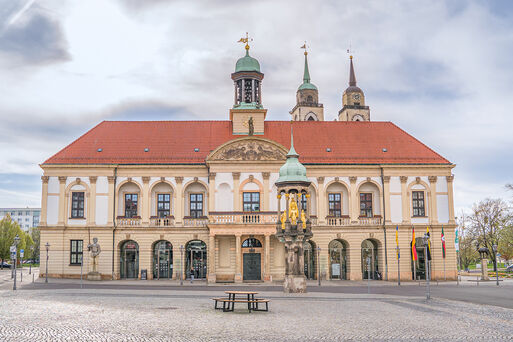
[
  {"left": 300, "top": 41, "right": 308, "bottom": 56},
  {"left": 347, "top": 43, "right": 355, "bottom": 59},
  {"left": 238, "top": 32, "right": 253, "bottom": 51}
]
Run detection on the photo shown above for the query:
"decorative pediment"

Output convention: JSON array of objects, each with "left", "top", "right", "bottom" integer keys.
[{"left": 208, "top": 137, "right": 287, "bottom": 162}]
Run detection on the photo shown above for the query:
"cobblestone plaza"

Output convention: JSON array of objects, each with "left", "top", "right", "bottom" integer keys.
[{"left": 1, "top": 275, "right": 513, "bottom": 341}]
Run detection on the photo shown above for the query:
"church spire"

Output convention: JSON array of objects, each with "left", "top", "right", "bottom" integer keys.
[
  {"left": 303, "top": 51, "right": 311, "bottom": 84},
  {"left": 349, "top": 55, "right": 356, "bottom": 86}
]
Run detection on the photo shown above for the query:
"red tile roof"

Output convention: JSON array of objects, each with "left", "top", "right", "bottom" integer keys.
[{"left": 42, "top": 121, "right": 451, "bottom": 165}]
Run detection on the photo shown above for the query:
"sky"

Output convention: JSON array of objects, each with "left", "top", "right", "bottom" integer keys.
[{"left": 0, "top": 0, "right": 512, "bottom": 214}]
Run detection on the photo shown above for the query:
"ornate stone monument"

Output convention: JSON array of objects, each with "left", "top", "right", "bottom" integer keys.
[
  {"left": 87, "top": 237, "right": 102, "bottom": 281},
  {"left": 477, "top": 245, "right": 489, "bottom": 281},
  {"left": 275, "top": 130, "right": 313, "bottom": 293}
]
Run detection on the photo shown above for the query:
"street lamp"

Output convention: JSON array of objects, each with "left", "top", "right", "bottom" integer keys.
[
  {"left": 179, "top": 245, "right": 184, "bottom": 286},
  {"left": 45, "top": 242, "right": 50, "bottom": 284},
  {"left": 13, "top": 234, "right": 20, "bottom": 291},
  {"left": 423, "top": 234, "right": 430, "bottom": 300},
  {"left": 492, "top": 244, "right": 499, "bottom": 286},
  {"left": 316, "top": 246, "right": 321, "bottom": 286}
]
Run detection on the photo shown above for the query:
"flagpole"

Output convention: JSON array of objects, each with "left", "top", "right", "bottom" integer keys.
[
  {"left": 397, "top": 246, "right": 400, "bottom": 286},
  {"left": 444, "top": 256, "right": 446, "bottom": 281},
  {"left": 414, "top": 259, "right": 416, "bottom": 281}
]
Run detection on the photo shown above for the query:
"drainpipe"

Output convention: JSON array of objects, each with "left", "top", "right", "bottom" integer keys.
[
  {"left": 381, "top": 167, "right": 388, "bottom": 281},
  {"left": 112, "top": 167, "right": 118, "bottom": 280}
]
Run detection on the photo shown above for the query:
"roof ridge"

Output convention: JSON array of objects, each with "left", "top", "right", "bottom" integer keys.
[
  {"left": 387, "top": 122, "right": 451, "bottom": 164},
  {"left": 42, "top": 121, "right": 107, "bottom": 165}
]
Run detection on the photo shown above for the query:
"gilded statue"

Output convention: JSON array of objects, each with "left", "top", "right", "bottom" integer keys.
[
  {"left": 301, "top": 210, "right": 306, "bottom": 229},
  {"left": 280, "top": 210, "right": 287, "bottom": 230},
  {"left": 288, "top": 196, "right": 299, "bottom": 225}
]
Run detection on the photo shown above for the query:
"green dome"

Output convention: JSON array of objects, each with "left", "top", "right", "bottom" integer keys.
[
  {"left": 235, "top": 50, "right": 261, "bottom": 73},
  {"left": 276, "top": 131, "right": 310, "bottom": 184},
  {"left": 298, "top": 82, "right": 318, "bottom": 91}
]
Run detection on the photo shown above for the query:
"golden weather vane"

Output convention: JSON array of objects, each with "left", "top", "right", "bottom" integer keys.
[
  {"left": 238, "top": 32, "right": 253, "bottom": 50},
  {"left": 300, "top": 41, "right": 308, "bottom": 55}
]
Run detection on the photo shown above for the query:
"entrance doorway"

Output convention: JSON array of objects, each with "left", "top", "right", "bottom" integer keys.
[
  {"left": 411, "top": 238, "right": 427, "bottom": 280},
  {"left": 153, "top": 240, "right": 172, "bottom": 279},
  {"left": 185, "top": 240, "right": 207, "bottom": 279},
  {"left": 304, "top": 241, "right": 317, "bottom": 280},
  {"left": 120, "top": 240, "right": 139, "bottom": 279},
  {"left": 361, "top": 239, "right": 379, "bottom": 280},
  {"left": 242, "top": 238, "right": 262, "bottom": 281},
  {"left": 329, "top": 240, "right": 347, "bottom": 280}
]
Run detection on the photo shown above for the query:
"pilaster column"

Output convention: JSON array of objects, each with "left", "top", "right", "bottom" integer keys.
[
  {"left": 40, "top": 176, "right": 49, "bottom": 226},
  {"left": 175, "top": 177, "right": 184, "bottom": 225},
  {"left": 446, "top": 175, "right": 455, "bottom": 224},
  {"left": 383, "top": 176, "right": 391, "bottom": 223},
  {"left": 232, "top": 172, "right": 241, "bottom": 211},
  {"left": 264, "top": 234, "right": 271, "bottom": 281},
  {"left": 317, "top": 177, "right": 326, "bottom": 224},
  {"left": 107, "top": 176, "right": 115, "bottom": 225},
  {"left": 262, "top": 172, "right": 270, "bottom": 211},
  {"left": 208, "top": 234, "right": 216, "bottom": 283},
  {"left": 428, "top": 176, "right": 438, "bottom": 224},
  {"left": 57, "top": 176, "right": 66, "bottom": 226},
  {"left": 208, "top": 172, "right": 216, "bottom": 213},
  {"left": 235, "top": 234, "right": 242, "bottom": 283},
  {"left": 400, "top": 176, "right": 409, "bottom": 224},
  {"left": 349, "top": 176, "right": 358, "bottom": 223},
  {"left": 142, "top": 177, "right": 150, "bottom": 225},
  {"left": 88, "top": 176, "right": 97, "bottom": 226}
]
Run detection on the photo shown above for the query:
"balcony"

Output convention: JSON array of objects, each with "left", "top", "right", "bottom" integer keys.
[
  {"left": 326, "top": 216, "right": 351, "bottom": 226},
  {"left": 116, "top": 216, "right": 141, "bottom": 227},
  {"left": 183, "top": 216, "right": 209, "bottom": 227},
  {"left": 209, "top": 212, "right": 278, "bottom": 225},
  {"left": 150, "top": 216, "right": 175, "bottom": 227},
  {"left": 358, "top": 216, "right": 382, "bottom": 225}
]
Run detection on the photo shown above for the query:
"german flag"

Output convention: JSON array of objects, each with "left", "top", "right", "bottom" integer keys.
[{"left": 412, "top": 227, "right": 417, "bottom": 261}]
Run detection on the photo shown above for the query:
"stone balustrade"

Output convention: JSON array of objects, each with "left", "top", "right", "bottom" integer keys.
[
  {"left": 116, "top": 217, "right": 142, "bottom": 227},
  {"left": 183, "top": 216, "right": 209, "bottom": 227},
  {"left": 358, "top": 217, "right": 382, "bottom": 225},
  {"left": 326, "top": 216, "right": 351, "bottom": 226},
  {"left": 150, "top": 216, "right": 174, "bottom": 227},
  {"left": 209, "top": 212, "right": 277, "bottom": 225}
]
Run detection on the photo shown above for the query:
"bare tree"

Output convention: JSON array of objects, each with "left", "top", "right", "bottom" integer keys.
[
  {"left": 467, "top": 198, "right": 512, "bottom": 271},
  {"left": 457, "top": 212, "right": 478, "bottom": 271}
]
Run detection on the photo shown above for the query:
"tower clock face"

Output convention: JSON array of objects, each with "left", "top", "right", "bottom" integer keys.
[{"left": 353, "top": 94, "right": 361, "bottom": 101}]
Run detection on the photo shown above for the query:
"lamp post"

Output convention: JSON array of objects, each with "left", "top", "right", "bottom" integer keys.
[
  {"left": 492, "top": 244, "right": 499, "bottom": 286},
  {"left": 45, "top": 242, "right": 50, "bottom": 284},
  {"left": 179, "top": 245, "right": 184, "bottom": 286},
  {"left": 317, "top": 246, "right": 321, "bottom": 286},
  {"left": 13, "top": 234, "right": 20, "bottom": 291},
  {"left": 423, "top": 234, "right": 430, "bottom": 300}
]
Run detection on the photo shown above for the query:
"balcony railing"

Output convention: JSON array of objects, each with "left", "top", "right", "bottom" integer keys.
[
  {"left": 209, "top": 212, "right": 278, "bottom": 225},
  {"left": 326, "top": 216, "right": 351, "bottom": 226},
  {"left": 150, "top": 216, "right": 175, "bottom": 227},
  {"left": 183, "top": 216, "right": 209, "bottom": 227},
  {"left": 358, "top": 216, "right": 382, "bottom": 225},
  {"left": 116, "top": 216, "right": 141, "bottom": 227}
]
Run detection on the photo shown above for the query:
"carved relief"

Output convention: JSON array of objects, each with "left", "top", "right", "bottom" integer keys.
[
  {"left": 383, "top": 176, "right": 391, "bottom": 183},
  {"left": 142, "top": 176, "right": 150, "bottom": 183},
  {"left": 349, "top": 176, "right": 357, "bottom": 183},
  {"left": 446, "top": 175, "right": 454, "bottom": 182},
  {"left": 428, "top": 176, "right": 437, "bottom": 183},
  {"left": 209, "top": 139, "right": 286, "bottom": 161},
  {"left": 89, "top": 176, "right": 97, "bottom": 184},
  {"left": 262, "top": 172, "right": 270, "bottom": 179},
  {"left": 41, "top": 176, "right": 49, "bottom": 184},
  {"left": 400, "top": 176, "right": 408, "bottom": 183}
]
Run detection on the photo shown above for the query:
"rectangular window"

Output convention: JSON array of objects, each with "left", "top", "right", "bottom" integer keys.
[
  {"left": 190, "top": 193, "right": 203, "bottom": 218},
  {"left": 412, "top": 191, "right": 425, "bottom": 217},
  {"left": 157, "top": 194, "right": 171, "bottom": 218},
  {"left": 70, "top": 240, "right": 83, "bottom": 265},
  {"left": 301, "top": 194, "right": 307, "bottom": 212},
  {"left": 71, "top": 192, "right": 85, "bottom": 218},
  {"left": 328, "top": 193, "right": 341, "bottom": 217},
  {"left": 125, "top": 193, "right": 138, "bottom": 218},
  {"left": 243, "top": 192, "right": 260, "bottom": 212},
  {"left": 360, "top": 193, "right": 373, "bottom": 217}
]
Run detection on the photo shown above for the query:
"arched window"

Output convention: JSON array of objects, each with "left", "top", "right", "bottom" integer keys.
[
  {"left": 242, "top": 238, "right": 262, "bottom": 248},
  {"left": 307, "top": 95, "right": 313, "bottom": 103},
  {"left": 308, "top": 116, "right": 315, "bottom": 121}
]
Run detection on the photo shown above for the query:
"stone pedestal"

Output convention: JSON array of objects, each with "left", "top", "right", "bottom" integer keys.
[
  {"left": 87, "top": 272, "right": 101, "bottom": 281},
  {"left": 207, "top": 273, "right": 216, "bottom": 284},
  {"left": 283, "top": 275, "right": 307, "bottom": 293},
  {"left": 481, "top": 259, "right": 489, "bottom": 281}
]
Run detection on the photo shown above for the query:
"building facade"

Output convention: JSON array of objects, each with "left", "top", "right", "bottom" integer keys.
[
  {"left": 1, "top": 208, "right": 41, "bottom": 231},
  {"left": 39, "top": 45, "right": 456, "bottom": 282}
]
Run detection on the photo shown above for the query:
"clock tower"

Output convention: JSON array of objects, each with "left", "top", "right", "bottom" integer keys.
[{"left": 338, "top": 55, "right": 370, "bottom": 122}]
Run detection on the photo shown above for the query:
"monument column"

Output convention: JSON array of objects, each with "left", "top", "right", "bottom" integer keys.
[
  {"left": 175, "top": 177, "right": 184, "bottom": 225},
  {"left": 349, "top": 176, "right": 358, "bottom": 223},
  {"left": 232, "top": 173, "right": 241, "bottom": 211},
  {"left": 40, "top": 176, "right": 49, "bottom": 226},
  {"left": 262, "top": 172, "right": 270, "bottom": 211},
  {"left": 107, "top": 176, "right": 115, "bottom": 225},
  {"left": 400, "top": 176, "right": 409, "bottom": 224},
  {"left": 57, "top": 176, "right": 67, "bottom": 226},
  {"left": 235, "top": 234, "right": 242, "bottom": 283},
  {"left": 264, "top": 234, "right": 271, "bottom": 281}
]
